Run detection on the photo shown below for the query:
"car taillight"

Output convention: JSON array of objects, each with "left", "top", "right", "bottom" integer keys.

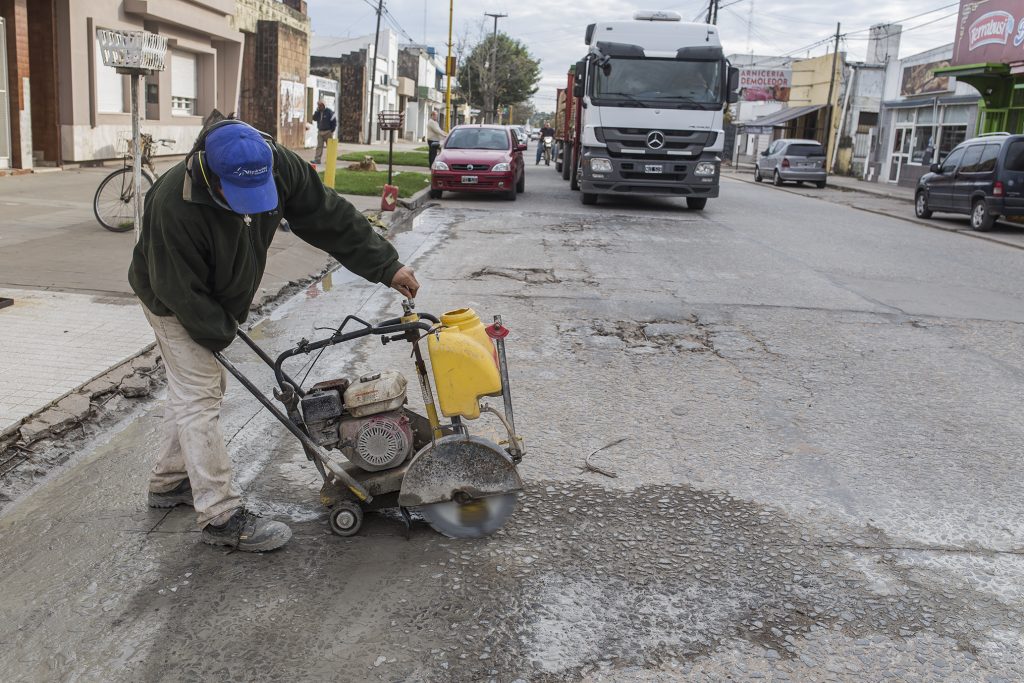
[
  {"left": 781, "top": 158, "right": 790, "bottom": 168},
  {"left": 993, "top": 181, "right": 1004, "bottom": 197}
]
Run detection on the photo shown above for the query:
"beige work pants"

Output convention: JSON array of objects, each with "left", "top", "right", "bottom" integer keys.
[
  {"left": 144, "top": 307, "right": 242, "bottom": 528},
  {"left": 313, "top": 130, "right": 332, "bottom": 163}
]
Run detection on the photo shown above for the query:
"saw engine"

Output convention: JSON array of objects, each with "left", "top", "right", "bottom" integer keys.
[{"left": 300, "top": 371, "right": 413, "bottom": 472}]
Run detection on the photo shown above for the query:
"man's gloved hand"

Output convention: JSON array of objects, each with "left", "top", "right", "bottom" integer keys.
[{"left": 391, "top": 266, "right": 420, "bottom": 298}]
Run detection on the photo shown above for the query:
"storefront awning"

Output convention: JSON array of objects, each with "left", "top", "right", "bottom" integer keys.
[{"left": 738, "top": 104, "right": 825, "bottom": 129}]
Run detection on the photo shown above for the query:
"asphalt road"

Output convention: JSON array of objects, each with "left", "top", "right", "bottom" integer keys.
[{"left": 2, "top": 163, "right": 1024, "bottom": 682}]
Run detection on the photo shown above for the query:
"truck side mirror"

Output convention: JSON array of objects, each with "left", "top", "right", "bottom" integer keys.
[
  {"left": 573, "top": 60, "right": 586, "bottom": 97},
  {"left": 727, "top": 66, "right": 740, "bottom": 104}
]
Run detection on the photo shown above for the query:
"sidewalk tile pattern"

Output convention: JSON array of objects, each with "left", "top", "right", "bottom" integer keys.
[{"left": 0, "top": 289, "right": 153, "bottom": 435}]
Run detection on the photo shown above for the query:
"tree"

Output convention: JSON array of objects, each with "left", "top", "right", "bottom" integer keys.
[{"left": 457, "top": 33, "right": 540, "bottom": 123}]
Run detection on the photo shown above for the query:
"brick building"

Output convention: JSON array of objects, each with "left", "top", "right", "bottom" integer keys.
[
  {"left": 0, "top": 0, "right": 311, "bottom": 169},
  {"left": 234, "top": 0, "right": 310, "bottom": 150}
]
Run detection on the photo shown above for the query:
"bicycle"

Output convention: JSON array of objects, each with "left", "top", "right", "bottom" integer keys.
[{"left": 93, "top": 133, "right": 175, "bottom": 232}]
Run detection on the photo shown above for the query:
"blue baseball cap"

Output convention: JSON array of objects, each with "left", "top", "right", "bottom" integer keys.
[{"left": 205, "top": 123, "right": 278, "bottom": 214}]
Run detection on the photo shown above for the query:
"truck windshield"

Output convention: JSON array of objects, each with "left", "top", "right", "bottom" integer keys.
[{"left": 593, "top": 58, "right": 722, "bottom": 107}]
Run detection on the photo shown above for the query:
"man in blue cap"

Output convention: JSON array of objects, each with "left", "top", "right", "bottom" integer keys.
[{"left": 129, "top": 119, "right": 419, "bottom": 552}]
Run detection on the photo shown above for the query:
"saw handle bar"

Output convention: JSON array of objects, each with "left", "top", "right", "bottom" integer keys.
[{"left": 248, "top": 315, "right": 439, "bottom": 393}]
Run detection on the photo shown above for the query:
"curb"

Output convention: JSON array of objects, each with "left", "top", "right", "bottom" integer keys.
[{"left": 725, "top": 173, "right": 1024, "bottom": 252}]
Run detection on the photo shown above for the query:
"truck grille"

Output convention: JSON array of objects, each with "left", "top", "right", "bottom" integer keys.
[{"left": 597, "top": 127, "right": 715, "bottom": 160}]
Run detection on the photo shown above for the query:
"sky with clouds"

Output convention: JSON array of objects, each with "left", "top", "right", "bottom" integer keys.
[{"left": 306, "top": 0, "right": 961, "bottom": 112}]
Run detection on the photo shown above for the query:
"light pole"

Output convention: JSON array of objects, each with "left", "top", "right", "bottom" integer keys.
[
  {"left": 484, "top": 12, "right": 507, "bottom": 124},
  {"left": 97, "top": 29, "right": 167, "bottom": 241}
]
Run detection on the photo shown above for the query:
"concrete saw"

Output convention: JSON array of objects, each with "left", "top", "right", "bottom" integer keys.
[{"left": 419, "top": 493, "right": 518, "bottom": 538}]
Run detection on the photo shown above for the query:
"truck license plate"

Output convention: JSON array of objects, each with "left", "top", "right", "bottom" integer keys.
[
  {"left": 461, "top": 176, "right": 478, "bottom": 184},
  {"left": 644, "top": 164, "right": 663, "bottom": 174}
]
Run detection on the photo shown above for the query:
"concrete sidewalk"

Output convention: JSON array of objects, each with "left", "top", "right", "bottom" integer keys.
[{"left": 0, "top": 158, "right": 420, "bottom": 445}]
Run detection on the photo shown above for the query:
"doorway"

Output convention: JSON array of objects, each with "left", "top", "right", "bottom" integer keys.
[{"left": 0, "top": 17, "right": 10, "bottom": 169}]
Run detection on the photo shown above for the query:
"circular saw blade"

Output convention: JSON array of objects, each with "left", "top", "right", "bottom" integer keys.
[{"left": 419, "top": 493, "right": 518, "bottom": 539}]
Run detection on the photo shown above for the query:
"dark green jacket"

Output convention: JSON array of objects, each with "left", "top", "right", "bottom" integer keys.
[{"left": 129, "top": 144, "right": 403, "bottom": 351}]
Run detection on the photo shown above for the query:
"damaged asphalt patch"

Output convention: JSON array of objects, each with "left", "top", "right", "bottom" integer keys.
[{"left": 96, "top": 482, "right": 1024, "bottom": 682}]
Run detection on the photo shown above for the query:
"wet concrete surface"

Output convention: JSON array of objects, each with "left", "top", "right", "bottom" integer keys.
[{"left": 2, "top": 167, "right": 1024, "bottom": 681}]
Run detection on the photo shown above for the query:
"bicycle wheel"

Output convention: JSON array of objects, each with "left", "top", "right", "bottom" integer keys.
[{"left": 94, "top": 168, "right": 154, "bottom": 232}]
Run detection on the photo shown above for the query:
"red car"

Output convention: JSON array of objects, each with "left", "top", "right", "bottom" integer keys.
[{"left": 429, "top": 125, "right": 526, "bottom": 201}]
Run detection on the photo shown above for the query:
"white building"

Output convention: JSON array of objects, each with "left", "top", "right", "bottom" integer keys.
[{"left": 399, "top": 45, "right": 447, "bottom": 142}]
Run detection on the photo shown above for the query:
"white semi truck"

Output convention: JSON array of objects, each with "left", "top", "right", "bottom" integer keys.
[{"left": 566, "top": 10, "right": 739, "bottom": 209}]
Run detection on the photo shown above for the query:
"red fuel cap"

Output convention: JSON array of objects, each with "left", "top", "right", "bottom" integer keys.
[{"left": 485, "top": 323, "right": 510, "bottom": 339}]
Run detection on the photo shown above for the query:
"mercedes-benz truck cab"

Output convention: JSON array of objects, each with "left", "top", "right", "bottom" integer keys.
[{"left": 572, "top": 10, "right": 739, "bottom": 209}]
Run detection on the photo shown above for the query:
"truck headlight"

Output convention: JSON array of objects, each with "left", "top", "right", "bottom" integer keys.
[
  {"left": 590, "top": 158, "right": 612, "bottom": 173},
  {"left": 694, "top": 161, "right": 717, "bottom": 176},
  {"left": 431, "top": 161, "right": 449, "bottom": 171},
  {"left": 492, "top": 162, "right": 511, "bottom": 172}
]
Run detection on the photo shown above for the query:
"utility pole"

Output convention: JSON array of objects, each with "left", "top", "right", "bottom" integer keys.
[
  {"left": 445, "top": 0, "right": 454, "bottom": 131},
  {"left": 366, "top": 0, "right": 384, "bottom": 145},
  {"left": 824, "top": 22, "right": 841, "bottom": 167},
  {"left": 484, "top": 12, "right": 507, "bottom": 124}
]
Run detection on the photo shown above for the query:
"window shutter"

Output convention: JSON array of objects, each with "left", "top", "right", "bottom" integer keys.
[{"left": 171, "top": 51, "right": 197, "bottom": 99}]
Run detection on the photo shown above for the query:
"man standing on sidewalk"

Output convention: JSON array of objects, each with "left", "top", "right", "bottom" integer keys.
[
  {"left": 310, "top": 100, "right": 336, "bottom": 165},
  {"left": 426, "top": 110, "right": 446, "bottom": 166},
  {"left": 129, "top": 119, "right": 420, "bottom": 553}
]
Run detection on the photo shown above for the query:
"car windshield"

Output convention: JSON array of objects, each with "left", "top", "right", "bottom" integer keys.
[
  {"left": 786, "top": 144, "right": 825, "bottom": 157},
  {"left": 594, "top": 58, "right": 722, "bottom": 105},
  {"left": 445, "top": 128, "right": 509, "bottom": 150}
]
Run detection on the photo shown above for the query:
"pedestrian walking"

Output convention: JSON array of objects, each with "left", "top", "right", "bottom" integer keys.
[
  {"left": 129, "top": 117, "right": 420, "bottom": 553},
  {"left": 311, "top": 100, "right": 337, "bottom": 165},
  {"left": 426, "top": 110, "right": 446, "bottom": 166}
]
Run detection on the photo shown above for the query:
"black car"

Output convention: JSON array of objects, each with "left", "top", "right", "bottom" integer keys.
[{"left": 915, "top": 133, "right": 1024, "bottom": 231}]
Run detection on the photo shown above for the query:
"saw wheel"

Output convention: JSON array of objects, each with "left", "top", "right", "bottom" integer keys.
[{"left": 419, "top": 492, "right": 518, "bottom": 539}]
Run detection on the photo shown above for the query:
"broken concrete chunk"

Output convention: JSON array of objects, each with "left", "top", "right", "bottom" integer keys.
[{"left": 120, "top": 374, "right": 152, "bottom": 398}]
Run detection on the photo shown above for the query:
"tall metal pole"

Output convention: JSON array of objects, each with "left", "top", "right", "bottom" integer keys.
[
  {"left": 130, "top": 74, "right": 142, "bottom": 242},
  {"left": 445, "top": 0, "right": 453, "bottom": 131},
  {"left": 824, "top": 22, "right": 841, "bottom": 162},
  {"left": 366, "top": 0, "right": 384, "bottom": 144},
  {"left": 484, "top": 12, "right": 507, "bottom": 124}
]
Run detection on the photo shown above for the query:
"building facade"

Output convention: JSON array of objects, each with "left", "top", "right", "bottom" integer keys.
[
  {"left": 877, "top": 43, "right": 980, "bottom": 187},
  {"left": 310, "top": 30, "right": 400, "bottom": 145},
  {"left": 0, "top": 0, "right": 310, "bottom": 169},
  {"left": 399, "top": 44, "right": 446, "bottom": 142}
]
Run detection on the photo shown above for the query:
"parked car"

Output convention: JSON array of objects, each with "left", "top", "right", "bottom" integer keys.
[
  {"left": 755, "top": 139, "right": 827, "bottom": 188},
  {"left": 512, "top": 126, "right": 528, "bottom": 146},
  {"left": 915, "top": 133, "right": 1024, "bottom": 232},
  {"left": 429, "top": 125, "right": 526, "bottom": 201}
]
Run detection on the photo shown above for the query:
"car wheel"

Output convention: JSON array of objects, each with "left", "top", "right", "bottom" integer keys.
[
  {"left": 815, "top": 181, "right": 826, "bottom": 189},
  {"left": 581, "top": 192, "right": 597, "bottom": 205},
  {"left": 429, "top": 189, "right": 442, "bottom": 199},
  {"left": 772, "top": 170, "right": 783, "bottom": 186},
  {"left": 686, "top": 197, "right": 708, "bottom": 211},
  {"left": 505, "top": 186, "right": 517, "bottom": 201},
  {"left": 971, "top": 198, "right": 996, "bottom": 231},
  {"left": 753, "top": 166, "right": 762, "bottom": 182},
  {"left": 914, "top": 190, "right": 932, "bottom": 219},
  {"left": 516, "top": 172, "right": 525, "bottom": 193}
]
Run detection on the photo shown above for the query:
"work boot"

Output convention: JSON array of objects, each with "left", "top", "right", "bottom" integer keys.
[
  {"left": 201, "top": 508, "right": 292, "bottom": 553},
  {"left": 148, "top": 479, "right": 194, "bottom": 508}
]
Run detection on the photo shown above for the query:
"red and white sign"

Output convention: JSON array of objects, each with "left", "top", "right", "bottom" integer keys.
[{"left": 952, "top": 1, "right": 1024, "bottom": 66}]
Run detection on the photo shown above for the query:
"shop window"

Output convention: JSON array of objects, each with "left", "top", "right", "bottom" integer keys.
[
  {"left": 856, "top": 111, "right": 878, "bottom": 134},
  {"left": 95, "top": 37, "right": 125, "bottom": 113},
  {"left": 958, "top": 145, "right": 984, "bottom": 173},
  {"left": 896, "top": 109, "right": 915, "bottom": 124},
  {"left": 1005, "top": 141, "right": 1024, "bottom": 171},
  {"left": 171, "top": 51, "right": 197, "bottom": 117},
  {"left": 941, "top": 106, "right": 970, "bottom": 125},
  {"left": 911, "top": 126, "right": 935, "bottom": 164}
]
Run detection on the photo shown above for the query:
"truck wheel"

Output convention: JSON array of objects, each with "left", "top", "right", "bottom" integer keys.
[
  {"left": 561, "top": 151, "right": 571, "bottom": 180},
  {"left": 570, "top": 148, "right": 580, "bottom": 191},
  {"left": 581, "top": 192, "right": 597, "bottom": 205},
  {"left": 686, "top": 197, "right": 708, "bottom": 211}
]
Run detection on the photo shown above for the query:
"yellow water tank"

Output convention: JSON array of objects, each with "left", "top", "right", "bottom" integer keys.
[{"left": 427, "top": 308, "right": 502, "bottom": 419}]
